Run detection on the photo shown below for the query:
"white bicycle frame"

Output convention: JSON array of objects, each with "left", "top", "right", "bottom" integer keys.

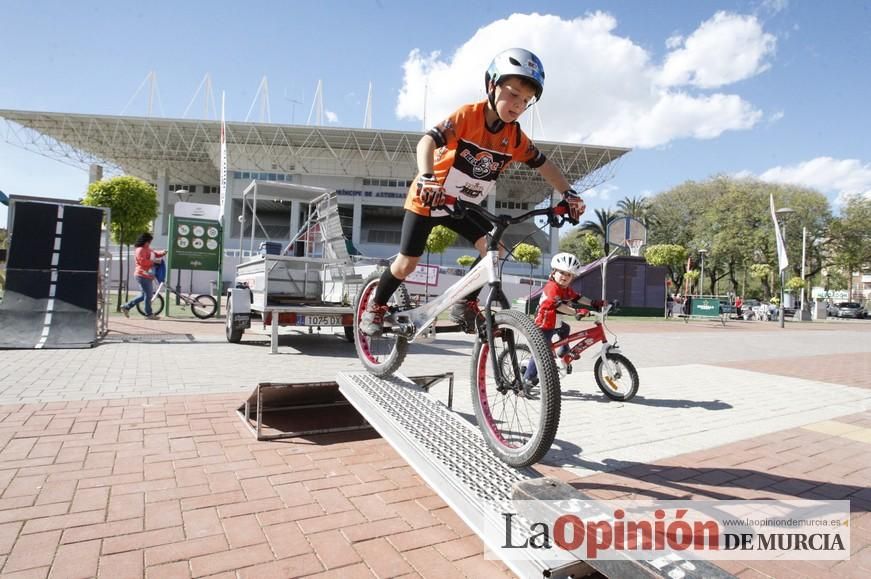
[{"left": 392, "top": 251, "right": 500, "bottom": 340}]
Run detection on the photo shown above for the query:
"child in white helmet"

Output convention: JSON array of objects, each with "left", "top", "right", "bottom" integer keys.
[
  {"left": 359, "top": 48, "right": 586, "bottom": 336},
  {"left": 523, "top": 252, "right": 604, "bottom": 384}
]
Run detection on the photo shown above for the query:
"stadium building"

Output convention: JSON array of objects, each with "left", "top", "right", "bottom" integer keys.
[{"left": 0, "top": 109, "right": 628, "bottom": 282}]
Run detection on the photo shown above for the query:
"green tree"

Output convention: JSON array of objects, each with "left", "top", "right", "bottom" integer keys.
[
  {"left": 513, "top": 243, "right": 542, "bottom": 314},
  {"left": 580, "top": 208, "right": 615, "bottom": 254},
  {"left": 829, "top": 195, "right": 871, "bottom": 298},
  {"left": 422, "top": 225, "right": 458, "bottom": 300},
  {"left": 560, "top": 230, "right": 604, "bottom": 264},
  {"left": 749, "top": 263, "right": 773, "bottom": 299},
  {"left": 457, "top": 255, "right": 476, "bottom": 270},
  {"left": 82, "top": 176, "right": 158, "bottom": 311},
  {"left": 683, "top": 269, "right": 700, "bottom": 294},
  {"left": 644, "top": 244, "right": 688, "bottom": 288},
  {"left": 616, "top": 195, "right": 654, "bottom": 228}
]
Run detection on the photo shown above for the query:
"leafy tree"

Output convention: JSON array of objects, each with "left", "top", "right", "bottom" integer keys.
[
  {"left": 644, "top": 244, "right": 688, "bottom": 287},
  {"left": 560, "top": 230, "right": 604, "bottom": 264},
  {"left": 457, "top": 255, "right": 476, "bottom": 270},
  {"left": 749, "top": 263, "right": 773, "bottom": 299},
  {"left": 683, "top": 269, "right": 700, "bottom": 294},
  {"left": 616, "top": 195, "right": 654, "bottom": 228},
  {"left": 82, "top": 176, "right": 158, "bottom": 310},
  {"left": 580, "top": 208, "right": 615, "bottom": 254},
  {"left": 513, "top": 243, "right": 542, "bottom": 313},
  {"left": 785, "top": 276, "right": 805, "bottom": 291},
  {"left": 425, "top": 225, "right": 457, "bottom": 259},
  {"left": 513, "top": 243, "right": 542, "bottom": 274},
  {"left": 829, "top": 195, "right": 871, "bottom": 298}
]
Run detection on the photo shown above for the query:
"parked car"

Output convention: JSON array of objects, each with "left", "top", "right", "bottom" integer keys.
[{"left": 832, "top": 302, "right": 866, "bottom": 319}]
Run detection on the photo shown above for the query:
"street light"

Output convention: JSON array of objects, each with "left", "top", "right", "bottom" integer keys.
[
  {"left": 775, "top": 207, "right": 795, "bottom": 328},
  {"left": 698, "top": 249, "right": 707, "bottom": 296},
  {"left": 173, "top": 189, "right": 191, "bottom": 305}
]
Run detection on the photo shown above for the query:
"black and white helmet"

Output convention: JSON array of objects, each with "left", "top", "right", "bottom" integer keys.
[
  {"left": 551, "top": 252, "right": 582, "bottom": 276},
  {"left": 484, "top": 48, "right": 545, "bottom": 102}
]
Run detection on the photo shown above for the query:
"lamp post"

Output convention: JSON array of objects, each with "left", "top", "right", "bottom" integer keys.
[
  {"left": 173, "top": 189, "right": 190, "bottom": 305},
  {"left": 775, "top": 207, "right": 795, "bottom": 328},
  {"left": 698, "top": 249, "right": 707, "bottom": 296}
]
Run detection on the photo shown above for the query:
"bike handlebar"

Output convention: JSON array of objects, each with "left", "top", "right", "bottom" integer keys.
[{"left": 439, "top": 195, "right": 571, "bottom": 231}]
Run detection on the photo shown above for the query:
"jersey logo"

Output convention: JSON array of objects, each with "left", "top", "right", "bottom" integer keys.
[
  {"left": 459, "top": 182, "right": 484, "bottom": 198},
  {"left": 459, "top": 149, "right": 503, "bottom": 179}
]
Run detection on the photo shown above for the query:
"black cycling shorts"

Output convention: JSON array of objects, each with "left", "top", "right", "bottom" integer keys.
[{"left": 398, "top": 210, "right": 490, "bottom": 258}]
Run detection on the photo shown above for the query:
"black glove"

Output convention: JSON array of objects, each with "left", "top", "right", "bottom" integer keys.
[{"left": 416, "top": 173, "right": 445, "bottom": 207}]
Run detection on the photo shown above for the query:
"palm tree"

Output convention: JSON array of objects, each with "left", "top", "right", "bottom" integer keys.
[
  {"left": 580, "top": 208, "right": 615, "bottom": 254},
  {"left": 616, "top": 195, "right": 653, "bottom": 228}
]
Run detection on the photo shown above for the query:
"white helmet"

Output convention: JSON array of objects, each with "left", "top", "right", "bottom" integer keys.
[{"left": 551, "top": 252, "right": 582, "bottom": 276}]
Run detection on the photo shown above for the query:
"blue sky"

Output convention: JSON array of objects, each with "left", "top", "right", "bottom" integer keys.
[{"left": 1, "top": 0, "right": 870, "bottom": 228}]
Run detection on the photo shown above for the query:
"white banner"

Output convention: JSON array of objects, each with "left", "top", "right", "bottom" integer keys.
[
  {"left": 769, "top": 194, "right": 789, "bottom": 272},
  {"left": 219, "top": 91, "right": 227, "bottom": 224}
]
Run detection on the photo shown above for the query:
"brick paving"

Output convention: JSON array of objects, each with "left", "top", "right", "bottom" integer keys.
[{"left": 0, "top": 314, "right": 869, "bottom": 577}]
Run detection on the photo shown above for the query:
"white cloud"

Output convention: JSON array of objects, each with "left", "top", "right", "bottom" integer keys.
[
  {"left": 767, "top": 110, "right": 784, "bottom": 124},
  {"left": 395, "top": 11, "right": 774, "bottom": 149},
  {"left": 325, "top": 110, "right": 339, "bottom": 123},
  {"left": 757, "top": 157, "right": 871, "bottom": 204},
  {"left": 659, "top": 12, "right": 776, "bottom": 89}
]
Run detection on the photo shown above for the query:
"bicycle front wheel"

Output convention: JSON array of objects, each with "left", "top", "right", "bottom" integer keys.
[
  {"left": 470, "top": 310, "right": 560, "bottom": 467},
  {"left": 136, "top": 293, "right": 165, "bottom": 317},
  {"left": 594, "top": 352, "right": 639, "bottom": 401},
  {"left": 190, "top": 294, "right": 218, "bottom": 319},
  {"left": 353, "top": 271, "right": 409, "bottom": 377}
]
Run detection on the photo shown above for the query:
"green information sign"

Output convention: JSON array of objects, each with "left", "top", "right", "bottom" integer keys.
[
  {"left": 170, "top": 217, "right": 222, "bottom": 270},
  {"left": 690, "top": 297, "right": 722, "bottom": 318}
]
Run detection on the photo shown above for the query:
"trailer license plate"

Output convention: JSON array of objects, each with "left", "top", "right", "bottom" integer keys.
[{"left": 298, "top": 315, "right": 342, "bottom": 326}]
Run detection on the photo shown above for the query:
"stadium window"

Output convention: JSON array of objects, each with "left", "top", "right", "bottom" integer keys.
[
  {"left": 268, "top": 173, "right": 277, "bottom": 180},
  {"left": 242, "top": 172, "right": 250, "bottom": 179},
  {"left": 388, "top": 180, "right": 397, "bottom": 187},
  {"left": 233, "top": 171, "right": 241, "bottom": 179}
]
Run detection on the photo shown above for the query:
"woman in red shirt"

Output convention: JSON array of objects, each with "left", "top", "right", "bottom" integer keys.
[{"left": 121, "top": 232, "right": 166, "bottom": 319}]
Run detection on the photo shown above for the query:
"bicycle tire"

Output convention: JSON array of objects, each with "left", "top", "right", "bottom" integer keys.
[
  {"left": 136, "top": 293, "right": 165, "bottom": 317},
  {"left": 190, "top": 294, "right": 217, "bottom": 319},
  {"left": 353, "top": 271, "right": 409, "bottom": 377},
  {"left": 470, "top": 310, "right": 560, "bottom": 467},
  {"left": 594, "top": 352, "right": 639, "bottom": 401}
]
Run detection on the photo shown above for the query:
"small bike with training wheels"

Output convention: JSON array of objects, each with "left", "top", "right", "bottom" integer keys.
[
  {"left": 134, "top": 260, "right": 218, "bottom": 319},
  {"left": 512, "top": 299, "right": 639, "bottom": 402},
  {"left": 354, "top": 196, "right": 572, "bottom": 467}
]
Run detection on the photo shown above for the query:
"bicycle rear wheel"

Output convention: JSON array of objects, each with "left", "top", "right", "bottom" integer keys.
[
  {"left": 353, "top": 271, "right": 409, "bottom": 377},
  {"left": 190, "top": 294, "right": 218, "bottom": 319},
  {"left": 594, "top": 352, "right": 639, "bottom": 401},
  {"left": 470, "top": 310, "right": 560, "bottom": 467},
  {"left": 136, "top": 293, "right": 164, "bottom": 317}
]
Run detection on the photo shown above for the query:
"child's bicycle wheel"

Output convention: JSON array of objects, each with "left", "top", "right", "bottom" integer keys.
[
  {"left": 189, "top": 294, "right": 218, "bottom": 319},
  {"left": 470, "top": 310, "right": 560, "bottom": 467},
  {"left": 594, "top": 352, "right": 639, "bottom": 401},
  {"left": 136, "top": 293, "right": 165, "bottom": 317},
  {"left": 353, "top": 271, "right": 410, "bottom": 377}
]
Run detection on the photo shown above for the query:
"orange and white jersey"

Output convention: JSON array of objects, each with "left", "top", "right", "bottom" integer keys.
[{"left": 404, "top": 100, "right": 546, "bottom": 217}]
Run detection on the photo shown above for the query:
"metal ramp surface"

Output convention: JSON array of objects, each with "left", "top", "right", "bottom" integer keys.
[{"left": 336, "top": 371, "right": 735, "bottom": 579}]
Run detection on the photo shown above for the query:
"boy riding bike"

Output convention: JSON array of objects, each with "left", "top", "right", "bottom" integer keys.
[
  {"left": 523, "top": 252, "right": 604, "bottom": 385},
  {"left": 360, "top": 48, "right": 586, "bottom": 336}
]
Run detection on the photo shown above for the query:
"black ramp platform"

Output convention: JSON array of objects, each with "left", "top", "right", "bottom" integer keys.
[{"left": 0, "top": 201, "right": 103, "bottom": 349}]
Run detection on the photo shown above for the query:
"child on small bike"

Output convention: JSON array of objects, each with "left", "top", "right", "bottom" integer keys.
[{"left": 523, "top": 252, "right": 604, "bottom": 384}]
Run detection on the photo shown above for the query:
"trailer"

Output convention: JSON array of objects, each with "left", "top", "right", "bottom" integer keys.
[{"left": 225, "top": 181, "right": 371, "bottom": 353}]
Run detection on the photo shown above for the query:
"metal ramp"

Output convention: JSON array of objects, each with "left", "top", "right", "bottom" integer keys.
[{"left": 336, "top": 372, "right": 735, "bottom": 579}]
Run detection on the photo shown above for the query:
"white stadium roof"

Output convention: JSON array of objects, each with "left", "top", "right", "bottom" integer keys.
[{"left": 0, "top": 109, "right": 630, "bottom": 202}]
